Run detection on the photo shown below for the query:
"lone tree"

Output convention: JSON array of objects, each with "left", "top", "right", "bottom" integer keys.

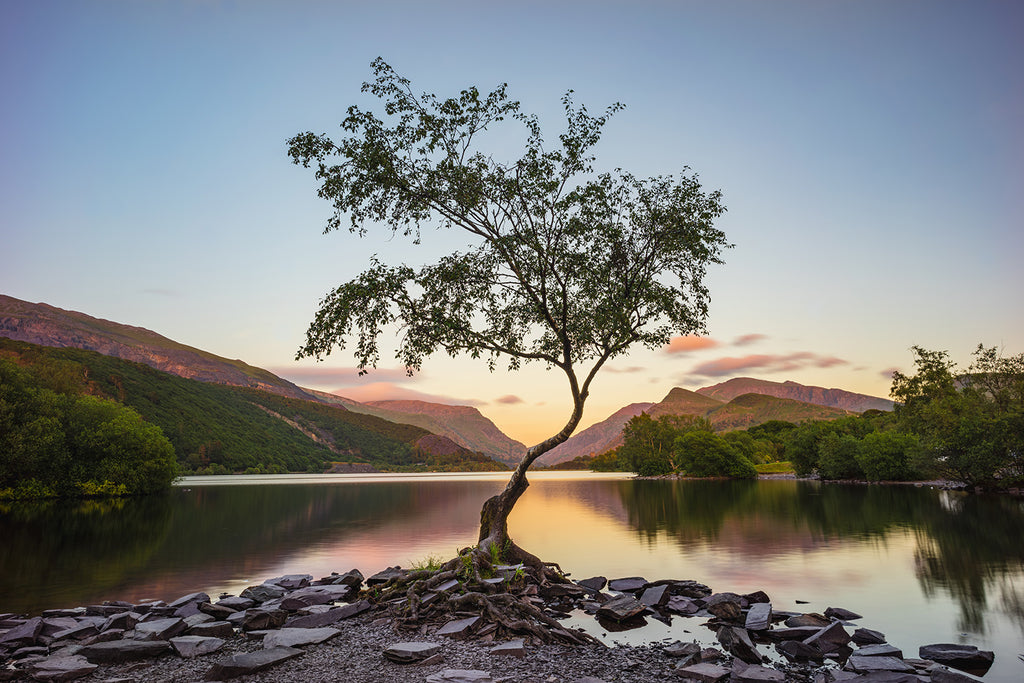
[{"left": 288, "top": 59, "right": 729, "bottom": 569}]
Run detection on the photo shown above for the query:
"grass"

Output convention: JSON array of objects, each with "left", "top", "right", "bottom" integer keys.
[{"left": 755, "top": 461, "right": 795, "bottom": 474}]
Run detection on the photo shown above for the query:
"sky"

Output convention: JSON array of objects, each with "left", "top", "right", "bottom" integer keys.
[{"left": 2, "top": 1, "right": 1022, "bottom": 446}]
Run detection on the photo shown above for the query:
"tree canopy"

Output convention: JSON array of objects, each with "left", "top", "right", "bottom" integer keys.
[{"left": 288, "top": 59, "right": 729, "bottom": 556}]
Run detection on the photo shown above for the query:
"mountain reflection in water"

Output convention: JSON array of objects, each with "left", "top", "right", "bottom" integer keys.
[{"left": 1, "top": 473, "right": 1022, "bottom": 681}]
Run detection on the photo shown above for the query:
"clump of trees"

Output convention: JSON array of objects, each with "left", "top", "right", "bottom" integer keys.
[
  {"left": 0, "top": 358, "right": 178, "bottom": 499},
  {"left": 615, "top": 413, "right": 758, "bottom": 478}
]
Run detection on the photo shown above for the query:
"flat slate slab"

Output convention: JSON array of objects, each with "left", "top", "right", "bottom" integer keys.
[
  {"left": 437, "top": 616, "right": 480, "bottom": 640},
  {"left": 78, "top": 639, "right": 172, "bottom": 663},
  {"left": 745, "top": 602, "right": 773, "bottom": 631},
  {"left": 607, "top": 577, "right": 647, "bottom": 593},
  {"left": 204, "top": 646, "right": 303, "bottom": 680},
  {"left": 596, "top": 594, "right": 646, "bottom": 622},
  {"left": 170, "top": 635, "right": 225, "bottom": 658},
  {"left": 284, "top": 599, "right": 370, "bottom": 628},
  {"left": 133, "top": 617, "right": 186, "bottom": 641},
  {"left": 29, "top": 654, "right": 98, "bottom": 681},
  {"left": 490, "top": 638, "right": 525, "bottom": 658},
  {"left": 919, "top": 643, "right": 994, "bottom": 674},
  {"left": 731, "top": 664, "right": 786, "bottom": 682},
  {"left": 846, "top": 654, "right": 916, "bottom": 673},
  {"left": 383, "top": 641, "right": 441, "bottom": 663},
  {"left": 673, "top": 662, "right": 731, "bottom": 682},
  {"left": 262, "top": 627, "right": 339, "bottom": 649}
]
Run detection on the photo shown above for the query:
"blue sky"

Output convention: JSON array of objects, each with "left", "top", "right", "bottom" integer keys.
[{"left": 2, "top": 1, "right": 1022, "bottom": 444}]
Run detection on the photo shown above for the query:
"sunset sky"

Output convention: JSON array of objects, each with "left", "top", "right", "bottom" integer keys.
[{"left": 2, "top": 1, "right": 1022, "bottom": 445}]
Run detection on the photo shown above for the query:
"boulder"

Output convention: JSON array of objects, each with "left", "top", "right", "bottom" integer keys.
[
  {"left": 240, "top": 584, "right": 285, "bottom": 603},
  {"left": 742, "top": 591, "right": 771, "bottom": 604},
  {"left": 745, "top": 602, "right": 772, "bottom": 631},
  {"left": 775, "top": 640, "right": 824, "bottom": 663},
  {"left": 204, "top": 646, "right": 303, "bottom": 680},
  {"left": 367, "top": 566, "right": 407, "bottom": 585},
  {"left": 852, "top": 627, "right": 887, "bottom": 645},
  {"left": 284, "top": 600, "right": 371, "bottom": 628},
  {"left": 132, "top": 617, "right": 186, "bottom": 641},
  {"left": 169, "top": 635, "right": 225, "bottom": 658},
  {"left": 78, "top": 639, "right": 172, "bottom": 663},
  {"left": 198, "top": 602, "right": 236, "bottom": 620},
  {"left": 51, "top": 623, "right": 99, "bottom": 642},
  {"left": 595, "top": 594, "right": 646, "bottom": 622},
  {"left": 168, "top": 592, "right": 210, "bottom": 610},
  {"left": 240, "top": 609, "right": 287, "bottom": 632},
  {"left": 825, "top": 606, "right": 863, "bottom": 621},
  {"left": 0, "top": 616, "right": 43, "bottom": 647},
  {"left": 188, "top": 621, "right": 235, "bottom": 639},
  {"left": 265, "top": 574, "right": 312, "bottom": 590},
  {"left": 607, "top": 577, "right": 647, "bottom": 593},
  {"left": 845, "top": 654, "right": 915, "bottom": 673},
  {"left": 664, "top": 641, "right": 701, "bottom": 660},
  {"left": 803, "top": 621, "right": 851, "bottom": 651},
  {"left": 639, "top": 585, "right": 670, "bottom": 608},
  {"left": 918, "top": 643, "right": 994, "bottom": 675},
  {"left": 576, "top": 576, "right": 607, "bottom": 592},
  {"left": 731, "top": 664, "right": 786, "bottom": 682},
  {"left": 672, "top": 662, "right": 731, "bottom": 681},
  {"left": 383, "top": 641, "right": 441, "bottom": 663},
  {"left": 785, "top": 613, "right": 830, "bottom": 628},
  {"left": 669, "top": 580, "right": 713, "bottom": 598},
  {"left": 215, "top": 596, "right": 254, "bottom": 611},
  {"left": 666, "top": 596, "right": 701, "bottom": 615},
  {"left": 716, "top": 625, "right": 762, "bottom": 664},
  {"left": 437, "top": 616, "right": 480, "bottom": 640},
  {"left": 28, "top": 654, "right": 98, "bottom": 681},
  {"left": 856, "top": 643, "right": 903, "bottom": 659},
  {"left": 490, "top": 638, "right": 525, "bottom": 658},
  {"left": 262, "top": 627, "right": 339, "bottom": 649},
  {"left": 927, "top": 663, "right": 987, "bottom": 683}
]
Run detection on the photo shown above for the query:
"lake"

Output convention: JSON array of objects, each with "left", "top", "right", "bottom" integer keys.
[{"left": 1, "top": 472, "right": 1022, "bottom": 681}]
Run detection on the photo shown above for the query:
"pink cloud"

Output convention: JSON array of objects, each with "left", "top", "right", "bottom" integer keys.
[
  {"left": 496, "top": 395, "right": 524, "bottom": 405},
  {"left": 605, "top": 365, "right": 646, "bottom": 374},
  {"left": 664, "top": 335, "right": 720, "bottom": 354},
  {"left": 733, "top": 333, "right": 768, "bottom": 347},
  {"left": 688, "top": 352, "right": 849, "bottom": 378},
  {"left": 880, "top": 367, "right": 901, "bottom": 380},
  {"left": 330, "top": 382, "right": 485, "bottom": 407}
]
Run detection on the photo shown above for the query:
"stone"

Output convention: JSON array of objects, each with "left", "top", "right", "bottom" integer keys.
[
  {"left": 101, "top": 612, "right": 139, "bottom": 632},
  {"left": 595, "top": 594, "right": 646, "bottom": 622},
  {"left": 170, "top": 635, "right": 225, "bottom": 658},
  {"left": 825, "top": 606, "right": 863, "bottom": 621},
  {"left": 240, "top": 609, "right": 287, "bottom": 632},
  {"left": 284, "top": 600, "right": 371, "bottom": 628},
  {"left": 188, "top": 621, "right": 235, "bottom": 639},
  {"left": 639, "top": 584, "right": 670, "bottom": 607},
  {"left": 185, "top": 613, "right": 215, "bottom": 629},
  {"left": 28, "top": 654, "right": 98, "bottom": 681},
  {"left": 490, "top": 638, "right": 525, "bottom": 658},
  {"left": 280, "top": 588, "right": 340, "bottom": 611},
  {"left": 927, "top": 663, "right": 986, "bottom": 683},
  {"left": 198, "top": 602, "right": 237, "bottom": 620},
  {"left": 78, "top": 639, "right": 172, "bottom": 663},
  {"left": 716, "top": 625, "right": 762, "bottom": 664},
  {"left": 168, "top": 592, "right": 210, "bottom": 609},
  {"left": 846, "top": 655, "right": 915, "bottom": 673},
  {"left": 785, "top": 613, "right": 831, "bottom": 628},
  {"left": 265, "top": 574, "right": 312, "bottom": 589},
  {"left": 426, "top": 671, "right": 494, "bottom": 683},
  {"left": 0, "top": 616, "right": 43, "bottom": 647},
  {"left": 745, "top": 602, "right": 772, "bottom": 631},
  {"left": 41, "top": 617, "right": 80, "bottom": 636},
  {"left": 539, "top": 583, "right": 585, "bottom": 599},
  {"left": 742, "top": 591, "right": 771, "bottom": 604},
  {"left": 775, "top": 640, "right": 825, "bottom": 663},
  {"left": 215, "top": 596, "right": 254, "bottom": 611},
  {"left": 330, "top": 569, "right": 364, "bottom": 587},
  {"left": 852, "top": 627, "right": 887, "bottom": 645},
  {"left": 576, "top": 576, "right": 607, "bottom": 592},
  {"left": 437, "top": 616, "right": 480, "bottom": 640},
  {"left": 673, "top": 662, "right": 731, "bottom": 681},
  {"left": 857, "top": 643, "right": 903, "bottom": 658},
  {"left": 435, "top": 579, "right": 461, "bottom": 592},
  {"left": 803, "top": 621, "right": 851, "bottom": 650},
  {"left": 607, "top": 577, "right": 647, "bottom": 593},
  {"left": 706, "top": 600, "right": 742, "bottom": 622},
  {"left": 132, "top": 617, "right": 186, "bottom": 641},
  {"left": 262, "top": 627, "right": 339, "bottom": 649},
  {"left": 204, "top": 646, "right": 303, "bottom": 680},
  {"left": 51, "top": 623, "right": 99, "bottom": 641},
  {"left": 669, "top": 580, "right": 713, "bottom": 598},
  {"left": 732, "top": 664, "right": 786, "bottom": 682},
  {"left": 918, "top": 643, "right": 994, "bottom": 674},
  {"left": 664, "top": 641, "right": 701, "bottom": 659},
  {"left": 367, "top": 566, "right": 407, "bottom": 585},
  {"left": 666, "top": 596, "right": 701, "bottom": 615},
  {"left": 240, "top": 584, "right": 285, "bottom": 603},
  {"left": 383, "top": 641, "right": 441, "bottom": 663},
  {"left": 765, "top": 627, "right": 821, "bottom": 642}
]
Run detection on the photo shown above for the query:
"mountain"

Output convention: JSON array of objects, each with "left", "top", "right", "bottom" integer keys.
[
  {"left": 327, "top": 396, "right": 528, "bottom": 465},
  {"left": 538, "top": 402, "right": 656, "bottom": 465},
  {"left": 0, "top": 294, "right": 313, "bottom": 401},
  {"left": 696, "top": 377, "right": 893, "bottom": 413},
  {"left": 705, "top": 392, "right": 851, "bottom": 431}
]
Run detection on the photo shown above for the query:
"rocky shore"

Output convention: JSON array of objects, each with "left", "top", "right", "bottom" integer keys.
[{"left": 0, "top": 565, "right": 997, "bottom": 682}]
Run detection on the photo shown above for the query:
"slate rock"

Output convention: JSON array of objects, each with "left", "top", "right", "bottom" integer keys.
[
  {"left": 775, "top": 640, "right": 824, "bottom": 663},
  {"left": 215, "top": 596, "right": 254, "bottom": 611},
  {"left": 240, "top": 584, "right": 285, "bottom": 603},
  {"left": 576, "top": 576, "right": 607, "bottom": 592},
  {"left": 825, "top": 606, "right": 863, "bottom": 621},
  {"left": 383, "top": 641, "right": 441, "bottom": 663},
  {"left": 329, "top": 569, "right": 364, "bottom": 588},
  {"left": 262, "top": 627, "right": 340, "bottom": 649},
  {"left": 170, "top": 635, "right": 225, "bottom": 658},
  {"left": 785, "top": 613, "right": 831, "bottom": 628},
  {"left": 673, "top": 661, "right": 731, "bottom": 681},
  {"left": 29, "top": 654, "right": 98, "bottom": 681},
  {"left": 665, "top": 641, "right": 701, "bottom": 659},
  {"left": 852, "top": 627, "right": 887, "bottom": 645},
  {"left": 198, "top": 603, "right": 236, "bottom": 620},
  {"left": 204, "top": 646, "right": 303, "bottom": 680},
  {"left": 367, "top": 566, "right": 407, "bottom": 585},
  {"left": 490, "top": 638, "right": 525, "bottom": 658},
  {"left": 52, "top": 623, "right": 99, "bottom": 641},
  {"left": 607, "top": 577, "right": 647, "bottom": 593},
  {"left": 918, "top": 643, "right": 994, "bottom": 674},
  {"left": 0, "top": 616, "right": 43, "bottom": 647},
  {"left": 168, "top": 592, "right": 210, "bottom": 609},
  {"left": 742, "top": 591, "right": 771, "bottom": 604},
  {"left": 437, "top": 616, "right": 480, "bottom": 640},
  {"left": 595, "top": 594, "right": 646, "bottom": 622},
  {"left": 745, "top": 602, "right": 772, "bottom": 631},
  {"left": 803, "top": 621, "right": 851, "bottom": 650},
  {"left": 188, "top": 621, "right": 235, "bottom": 639},
  {"left": 927, "top": 663, "right": 987, "bottom": 683},
  {"left": 731, "top": 664, "right": 786, "bottom": 682},
  {"left": 265, "top": 574, "right": 312, "bottom": 590},
  {"left": 284, "top": 600, "right": 371, "bottom": 628},
  {"left": 706, "top": 600, "right": 742, "bottom": 622},
  {"left": 765, "top": 626, "right": 820, "bottom": 642},
  {"left": 133, "top": 617, "right": 185, "bottom": 641},
  {"left": 101, "top": 612, "right": 139, "bottom": 632},
  {"left": 670, "top": 580, "right": 713, "bottom": 598},
  {"left": 846, "top": 654, "right": 915, "bottom": 673},
  {"left": 240, "top": 609, "right": 287, "bottom": 632},
  {"left": 857, "top": 643, "right": 903, "bottom": 658},
  {"left": 426, "top": 671, "right": 494, "bottom": 683},
  {"left": 78, "top": 639, "right": 171, "bottom": 663},
  {"left": 639, "top": 584, "right": 670, "bottom": 607},
  {"left": 716, "top": 625, "right": 762, "bottom": 664}
]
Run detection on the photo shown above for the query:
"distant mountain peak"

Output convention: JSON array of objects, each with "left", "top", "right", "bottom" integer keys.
[{"left": 696, "top": 377, "right": 893, "bottom": 413}]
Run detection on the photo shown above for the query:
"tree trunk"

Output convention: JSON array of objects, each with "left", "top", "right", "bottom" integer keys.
[{"left": 477, "top": 397, "right": 585, "bottom": 565}]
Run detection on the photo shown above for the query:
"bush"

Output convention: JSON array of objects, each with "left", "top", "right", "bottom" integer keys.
[
  {"left": 817, "top": 432, "right": 863, "bottom": 480},
  {"left": 856, "top": 431, "right": 921, "bottom": 481},
  {"left": 675, "top": 431, "right": 757, "bottom": 479}
]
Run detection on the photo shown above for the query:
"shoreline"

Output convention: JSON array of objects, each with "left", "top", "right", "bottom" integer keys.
[{"left": 1, "top": 567, "right": 998, "bottom": 683}]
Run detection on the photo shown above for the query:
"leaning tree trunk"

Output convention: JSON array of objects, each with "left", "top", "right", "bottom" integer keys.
[{"left": 477, "top": 397, "right": 585, "bottom": 571}]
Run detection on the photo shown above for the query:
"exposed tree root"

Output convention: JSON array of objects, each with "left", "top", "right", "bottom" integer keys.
[{"left": 363, "top": 546, "right": 599, "bottom": 646}]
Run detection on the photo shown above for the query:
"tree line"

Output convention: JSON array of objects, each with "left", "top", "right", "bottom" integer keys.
[{"left": 586, "top": 345, "right": 1023, "bottom": 490}]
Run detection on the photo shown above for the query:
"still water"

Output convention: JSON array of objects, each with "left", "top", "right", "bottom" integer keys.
[{"left": 1, "top": 473, "right": 1022, "bottom": 680}]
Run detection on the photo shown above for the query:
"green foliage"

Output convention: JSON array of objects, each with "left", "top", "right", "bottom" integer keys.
[
  {"left": 288, "top": 60, "right": 728, "bottom": 460},
  {"left": 619, "top": 413, "right": 712, "bottom": 476},
  {"left": 674, "top": 431, "right": 758, "bottom": 479},
  {"left": 816, "top": 432, "right": 864, "bottom": 480},
  {"left": 891, "top": 344, "right": 1024, "bottom": 487},
  {"left": 856, "top": 431, "right": 921, "bottom": 482}
]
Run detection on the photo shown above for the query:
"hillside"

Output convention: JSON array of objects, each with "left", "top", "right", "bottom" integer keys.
[
  {"left": 537, "top": 402, "right": 656, "bottom": 465},
  {"left": 705, "top": 392, "right": 851, "bottom": 431},
  {"left": 322, "top": 395, "right": 528, "bottom": 465},
  {"left": 0, "top": 339, "right": 427, "bottom": 473},
  {"left": 0, "top": 294, "right": 313, "bottom": 400},
  {"left": 696, "top": 377, "right": 893, "bottom": 412}
]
